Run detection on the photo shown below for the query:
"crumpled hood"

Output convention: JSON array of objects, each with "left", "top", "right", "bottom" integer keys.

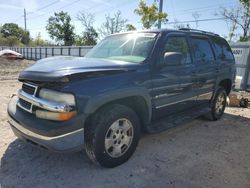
[{"left": 19, "top": 56, "right": 139, "bottom": 82}]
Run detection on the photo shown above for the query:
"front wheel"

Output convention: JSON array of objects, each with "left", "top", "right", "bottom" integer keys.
[
  {"left": 205, "top": 87, "right": 227, "bottom": 120},
  {"left": 84, "top": 104, "right": 140, "bottom": 168}
]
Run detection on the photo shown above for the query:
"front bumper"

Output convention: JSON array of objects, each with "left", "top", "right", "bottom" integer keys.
[{"left": 8, "top": 96, "right": 85, "bottom": 152}]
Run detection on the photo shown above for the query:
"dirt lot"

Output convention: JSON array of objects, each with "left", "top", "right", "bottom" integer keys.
[{"left": 0, "top": 59, "right": 250, "bottom": 188}]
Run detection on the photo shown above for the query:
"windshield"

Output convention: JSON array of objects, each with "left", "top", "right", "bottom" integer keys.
[{"left": 85, "top": 32, "right": 157, "bottom": 63}]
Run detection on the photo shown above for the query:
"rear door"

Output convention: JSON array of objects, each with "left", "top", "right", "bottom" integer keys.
[{"left": 190, "top": 35, "right": 217, "bottom": 105}]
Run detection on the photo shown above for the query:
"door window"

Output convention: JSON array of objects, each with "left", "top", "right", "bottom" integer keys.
[
  {"left": 162, "top": 36, "right": 192, "bottom": 65},
  {"left": 212, "top": 37, "right": 234, "bottom": 61},
  {"left": 192, "top": 37, "right": 215, "bottom": 63}
]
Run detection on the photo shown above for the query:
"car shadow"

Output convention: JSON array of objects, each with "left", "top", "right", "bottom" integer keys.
[{"left": 1, "top": 112, "right": 250, "bottom": 188}]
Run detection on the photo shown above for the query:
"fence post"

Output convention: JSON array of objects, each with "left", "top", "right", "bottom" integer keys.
[
  {"left": 40, "top": 48, "right": 42, "bottom": 59},
  {"left": 52, "top": 47, "right": 54, "bottom": 56},
  {"left": 68, "top": 47, "right": 71, "bottom": 56},
  {"left": 79, "top": 47, "right": 81, "bottom": 57},
  {"left": 45, "top": 47, "right": 47, "bottom": 58},
  {"left": 35, "top": 48, "right": 37, "bottom": 60}
]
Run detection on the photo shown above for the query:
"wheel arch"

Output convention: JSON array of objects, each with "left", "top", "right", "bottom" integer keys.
[
  {"left": 218, "top": 79, "right": 232, "bottom": 95},
  {"left": 83, "top": 88, "right": 152, "bottom": 130}
]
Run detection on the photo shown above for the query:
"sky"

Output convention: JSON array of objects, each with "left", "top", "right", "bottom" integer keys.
[{"left": 0, "top": 0, "right": 242, "bottom": 42}]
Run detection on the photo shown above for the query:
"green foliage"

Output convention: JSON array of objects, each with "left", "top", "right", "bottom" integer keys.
[
  {"left": 76, "top": 12, "right": 98, "bottom": 45},
  {"left": 82, "top": 27, "right": 98, "bottom": 45},
  {"left": 240, "top": 0, "right": 250, "bottom": 7},
  {"left": 239, "top": 35, "right": 250, "bottom": 42},
  {"left": 1, "top": 23, "right": 22, "bottom": 38},
  {"left": 29, "top": 32, "right": 48, "bottom": 47},
  {"left": 75, "top": 27, "right": 98, "bottom": 46},
  {"left": 126, "top": 24, "right": 136, "bottom": 31},
  {"left": 0, "top": 36, "right": 23, "bottom": 47},
  {"left": 134, "top": 0, "right": 168, "bottom": 29},
  {"left": 46, "top": 11, "right": 75, "bottom": 46},
  {"left": 220, "top": 0, "right": 249, "bottom": 41},
  {"left": 21, "top": 30, "right": 30, "bottom": 45},
  {"left": 0, "top": 23, "right": 30, "bottom": 46}
]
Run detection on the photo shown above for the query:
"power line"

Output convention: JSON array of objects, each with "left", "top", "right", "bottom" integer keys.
[
  {"left": 26, "top": 0, "right": 60, "bottom": 16},
  {"left": 168, "top": 2, "right": 238, "bottom": 14},
  {"left": 167, "top": 17, "right": 226, "bottom": 24},
  {"left": 27, "top": 0, "right": 81, "bottom": 20}
]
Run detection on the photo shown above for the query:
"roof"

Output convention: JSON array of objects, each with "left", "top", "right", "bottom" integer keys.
[{"left": 111, "top": 28, "right": 221, "bottom": 38}]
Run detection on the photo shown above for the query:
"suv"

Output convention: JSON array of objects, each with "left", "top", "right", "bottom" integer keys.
[{"left": 7, "top": 28, "right": 235, "bottom": 167}]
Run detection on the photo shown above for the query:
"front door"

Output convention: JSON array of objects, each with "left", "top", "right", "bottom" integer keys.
[{"left": 151, "top": 34, "right": 197, "bottom": 120}]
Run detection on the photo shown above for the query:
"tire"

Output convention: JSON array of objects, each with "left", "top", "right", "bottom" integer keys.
[
  {"left": 205, "top": 87, "right": 227, "bottom": 121},
  {"left": 84, "top": 104, "right": 140, "bottom": 168}
]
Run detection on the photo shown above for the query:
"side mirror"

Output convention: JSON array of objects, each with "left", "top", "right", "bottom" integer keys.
[{"left": 163, "top": 52, "right": 183, "bottom": 66}]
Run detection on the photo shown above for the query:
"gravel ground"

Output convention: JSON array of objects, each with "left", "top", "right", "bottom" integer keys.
[{"left": 0, "top": 59, "right": 250, "bottom": 188}]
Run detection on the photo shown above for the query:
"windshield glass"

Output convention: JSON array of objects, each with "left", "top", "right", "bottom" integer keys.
[{"left": 85, "top": 32, "right": 157, "bottom": 63}]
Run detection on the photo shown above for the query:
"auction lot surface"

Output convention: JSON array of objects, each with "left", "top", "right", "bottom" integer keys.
[{"left": 0, "top": 59, "right": 250, "bottom": 188}]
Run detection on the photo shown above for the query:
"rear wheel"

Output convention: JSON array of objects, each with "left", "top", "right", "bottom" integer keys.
[
  {"left": 205, "top": 87, "right": 227, "bottom": 120},
  {"left": 84, "top": 104, "right": 140, "bottom": 168}
]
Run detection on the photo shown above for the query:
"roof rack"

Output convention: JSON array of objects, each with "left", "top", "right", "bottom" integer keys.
[{"left": 178, "top": 28, "right": 220, "bottom": 36}]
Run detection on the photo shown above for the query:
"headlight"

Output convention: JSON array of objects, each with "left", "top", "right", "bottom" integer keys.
[
  {"left": 39, "top": 88, "right": 75, "bottom": 105},
  {"left": 37, "top": 89, "right": 76, "bottom": 121},
  {"left": 36, "top": 110, "right": 76, "bottom": 121}
]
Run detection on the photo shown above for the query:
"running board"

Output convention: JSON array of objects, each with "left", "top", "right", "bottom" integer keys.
[{"left": 145, "top": 105, "right": 211, "bottom": 134}]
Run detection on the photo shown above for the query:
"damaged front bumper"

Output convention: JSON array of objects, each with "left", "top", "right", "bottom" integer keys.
[{"left": 7, "top": 96, "right": 85, "bottom": 152}]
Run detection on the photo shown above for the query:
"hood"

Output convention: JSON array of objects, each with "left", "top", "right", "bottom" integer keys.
[{"left": 19, "top": 56, "right": 140, "bottom": 82}]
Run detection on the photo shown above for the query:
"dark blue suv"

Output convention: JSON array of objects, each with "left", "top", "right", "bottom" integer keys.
[{"left": 7, "top": 28, "right": 235, "bottom": 167}]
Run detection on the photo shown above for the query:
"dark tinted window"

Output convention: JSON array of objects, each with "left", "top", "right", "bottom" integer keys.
[
  {"left": 162, "top": 36, "right": 192, "bottom": 64},
  {"left": 212, "top": 37, "right": 234, "bottom": 61},
  {"left": 192, "top": 37, "right": 215, "bottom": 63}
]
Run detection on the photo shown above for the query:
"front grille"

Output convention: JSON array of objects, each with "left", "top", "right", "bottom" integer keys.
[
  {"left": 19, "top": 99, "right": 31, "bottom": 110},
  {"left": 18, "top": 82, "right": 38, "bottom": 113},
  {"left": 22, "top": 83, "right": 37, "bottom": 95}
]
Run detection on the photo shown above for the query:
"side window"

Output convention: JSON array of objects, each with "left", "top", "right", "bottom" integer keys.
[
  {"left": 192, "top": 37, "right": 215, "bottom": 63},
  {"left": 162, "top": 36, "right": 192, "bottom": 65},
  {"left": 212, "top": 37, "right": 234, "bottom": 61}
]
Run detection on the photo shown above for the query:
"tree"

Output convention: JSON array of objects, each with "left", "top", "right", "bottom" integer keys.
[
  {"left": 46, "top": 11, "right": 75, "bottom": 46},
  {"left": 218, "top": 0, "right": 250, "bottom": 41},
  {"left": 1, "top": 23, "right": 22, "bottom": 38},
  {"left": 134, "top": 0, "right": 167, "bottom": 29},
  {"left": 192, "top": 12, "right": 200, "bottom": 29},
  {"left": 0, "top": 36, "right": 22, "bottom": 47},
  {"left": 126, "top": 24, "right": 136, "bottom": 31},
  {"left": 99, "top": 11, "right": 127, "bottom": 38},
  {"left": 76, "top": 12, "right": 98, "bottom": 45},
  {"left": 0, "top": 23, "right": 30, "bottom": 45},
  {"left": 173, "top": 19, "right": 190, "bottom": 29},
  {"left": 21, "top": 30, "right": 30, "bottom": 45}
]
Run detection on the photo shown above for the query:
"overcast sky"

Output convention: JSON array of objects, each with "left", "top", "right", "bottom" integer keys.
[{"left": 0, "top": 0, "right": 241, "bottom": 41}]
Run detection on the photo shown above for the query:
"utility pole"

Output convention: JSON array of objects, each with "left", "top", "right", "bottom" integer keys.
[
  {"left": 24, "top": 8, "right": 27, "bottom": 30},
  {"left": 158, "top": 0, "right": 163, "bottom": 29}
]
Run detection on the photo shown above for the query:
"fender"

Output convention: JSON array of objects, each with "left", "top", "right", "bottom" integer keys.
[{"left": 83, "top": 87, "right": 152, "bottom": 124}]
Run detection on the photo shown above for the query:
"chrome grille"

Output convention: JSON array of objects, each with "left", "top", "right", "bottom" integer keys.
[
  {"left": 19, "top": 98, "right": 32, "bottom": 110},
  {"left": 18, "top": 82, "right": 38, "bottom": 113},
  {"left": 22, "top": 83, "right": 37, "bottom": 95}
]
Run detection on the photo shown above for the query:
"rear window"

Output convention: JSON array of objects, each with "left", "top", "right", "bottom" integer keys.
[
  {"left": 212, "top": 37, "right": 234, "bottom": 61},
  {"left": 191, "top": 37, "right": 215, "bottom": 63}
]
